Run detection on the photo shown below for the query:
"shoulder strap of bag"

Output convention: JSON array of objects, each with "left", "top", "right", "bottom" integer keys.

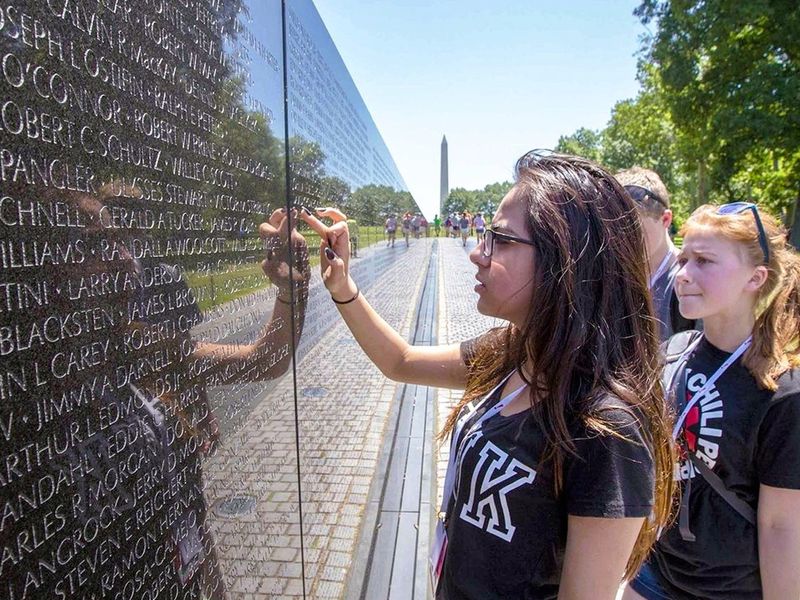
[
  {"left": 663, "top": 330, "right": 702, "bottom": 391},
  {"left": 665, "top": 330, "right": 702, "bottom": 361},
  {"left": 688, "top": 454, "right": 756, "bottom": 524}
]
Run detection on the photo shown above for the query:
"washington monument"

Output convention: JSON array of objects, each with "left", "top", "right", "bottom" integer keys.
[{"left": 440, "top": 135, "right": 449, "bottom": 212}]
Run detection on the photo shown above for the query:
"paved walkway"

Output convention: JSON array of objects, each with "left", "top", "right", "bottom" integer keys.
[
  {"left": 198, "top": 236, "right": 501, "bottom": 599},
  {"left": 201, "top": 237, "right": 436, "bottom": 599}
]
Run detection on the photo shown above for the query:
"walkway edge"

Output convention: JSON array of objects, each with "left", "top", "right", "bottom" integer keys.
[{"left": 344, "top": 240, "right": 439, "bottom": 600}]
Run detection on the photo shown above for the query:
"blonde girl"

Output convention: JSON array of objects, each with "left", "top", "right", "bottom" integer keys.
[{"left": 625, "top": 202, "right": 800, "bottom": 600}]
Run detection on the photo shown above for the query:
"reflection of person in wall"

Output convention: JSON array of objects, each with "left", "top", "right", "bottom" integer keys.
[
  {"left": 309, "top": 152, "right": 676, "bottom": 599},
  {"left": 385, "top": 214, "right": 398, "bottom": 247},
  {"left": 402, "top": 212, "right": 413, "bottom": 247},
  {"left": 0, "top": 187, "right": 309, "bottom": 600}
]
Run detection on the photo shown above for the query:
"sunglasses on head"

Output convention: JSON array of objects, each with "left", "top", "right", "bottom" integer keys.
[
  {"left": 715, "top": 202, "right": 770, "bottom": 265},
  {"left": 624, "top": 184, "right": 669, "bottom": 210}
]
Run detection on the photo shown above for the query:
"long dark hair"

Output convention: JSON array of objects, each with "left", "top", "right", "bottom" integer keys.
[{"left": 441, "top": 151, "right": 675, "bottom": 578}]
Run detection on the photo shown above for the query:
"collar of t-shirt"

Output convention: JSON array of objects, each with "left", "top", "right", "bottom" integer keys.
[{"left": 649, "top": 249, "right": 676, "bottom": 289}]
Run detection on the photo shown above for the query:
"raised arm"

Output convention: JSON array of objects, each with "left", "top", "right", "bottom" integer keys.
[
  {"left": 192, "top": 208, "right": 310, "bottom": 381},
  {"left": 308, "top": 212, "right": 468, "bottom": 389}
]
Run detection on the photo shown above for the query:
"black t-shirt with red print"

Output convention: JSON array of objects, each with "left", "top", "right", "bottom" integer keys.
[
  {"left": 436, "top": 382, "right": 654, "bottom": 600},
  {"left": 653, "top": 337, "right": 800, "bottom": 599}
]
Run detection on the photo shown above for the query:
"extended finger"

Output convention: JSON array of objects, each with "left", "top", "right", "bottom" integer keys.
[
  {"left": 260, "top": 218, "right": 288, "bottom": 240},
  {"left": 319, "top": 239, "right": 329, "bottom": 267},
  {"left": 316, "top": 207, "right": 347, "bottom": 223},
  {"left": 269, "top": 208, "right": 285, "bottom": 227},
  {"left": 300, "top": 209, "right": 330, "bottom": 240},
  {"left": 327, "top": 220, "right": 349, "bottom": 244},
  {"left": 278, "top": 208, "right": 293, "bottom": 240},
  {"left": 260, "top": 208, "right": 286, "bottom": 239}
]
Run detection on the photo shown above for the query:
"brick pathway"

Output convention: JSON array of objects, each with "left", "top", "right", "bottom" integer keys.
[{"left": 201, "top": 238, "right": 436, "bottom": 599}]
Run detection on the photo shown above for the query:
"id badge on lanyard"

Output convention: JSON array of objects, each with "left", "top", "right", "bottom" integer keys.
[
  {"left": 429, "top": 373, "right": 526, "bottom": 593},
  {"left": 429, "top": 518, "right": 448, "bottom": 593}
]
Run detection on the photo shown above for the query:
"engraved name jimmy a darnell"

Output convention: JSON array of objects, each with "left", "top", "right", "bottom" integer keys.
[{"left": 0, "top": 0, "right": 298, "bottom": 599}]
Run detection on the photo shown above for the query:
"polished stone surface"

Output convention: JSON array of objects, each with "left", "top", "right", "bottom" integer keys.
[{"left": 0, "top": 1, "right": 418, "bottom": 598}]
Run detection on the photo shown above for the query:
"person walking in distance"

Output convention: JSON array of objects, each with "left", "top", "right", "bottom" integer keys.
[
  {"left": 474, "top": 213, "right": 486, "bottom": 243},
  {"left": 385, "top": 214, "right": 397, "bottom": 247},
  {"left": 451, "top": 214, "right": 460, "bottom": 238},
  {"left": 459, "top": 212, "right": 470, "bottom": 247},
  {"left": 402, "top": 211, "right": 412, "bottom": 246},
  {"left": 311, "top": 151, "right": 675, "bottom": 600}
]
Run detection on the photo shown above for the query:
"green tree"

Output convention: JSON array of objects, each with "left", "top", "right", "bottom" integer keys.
[
  {"left": 289, "top": 136, "right": 327, "bottom": 181},
  {"left": 636, "top": 0, "right": 800, "bottom": 222},
  {"left": 347, "top": 185, "right": 418, "bottom": 225},
  {"left": 601, "top": 68, "right": 696, "bottom": 218},
  {"left": 474, "top": 181, "right": 513, "bottom": 218},
  {"left": 555, "top": 127, "right": 603, "bottom": 162},
  {"left": 444, "top": 188, "right": 477, "bottom": 215},
  {"left": 319, "top": 176, "right": 352, "bottom": 208},
  {"left": 603, "top": 74, "right": 676, "bottom": 181}
]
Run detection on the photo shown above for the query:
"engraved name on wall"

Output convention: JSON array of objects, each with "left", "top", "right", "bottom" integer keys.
[{"left": 0, "top": 1, "right": 296, "bottom": 599}]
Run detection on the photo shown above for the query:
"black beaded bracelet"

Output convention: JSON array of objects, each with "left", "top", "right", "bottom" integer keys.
[{"left": 331, "top": 286, "right": 360, "bottom": 305}]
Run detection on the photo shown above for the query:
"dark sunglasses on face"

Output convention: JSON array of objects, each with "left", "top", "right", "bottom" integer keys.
[
  {"left": 624, "top": 184, "right": 669, "bottom": 210},
  {"left": 481, "top": 227, "right": 536, "bottom": 258},
  {"left": 716, "top": 202, "right": 770, "bottom": 265}
]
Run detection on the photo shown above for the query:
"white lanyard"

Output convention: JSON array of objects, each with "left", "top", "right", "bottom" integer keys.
[
  {"left": 440, "top": 373, "right": 528, "bottom": 513},
  {"left": 649, "top": 250, "right": 674, "bottom": 289},
  {"left": 671, "top": 335, "right": 751, "bottom": 440}
]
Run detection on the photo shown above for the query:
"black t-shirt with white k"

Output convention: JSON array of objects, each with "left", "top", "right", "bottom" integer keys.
[
  {"left": 653, "top": 338, "right": 800, "bottom": 599},
  {"left": 437, "top": 384, "right": 655, "bottom": 600}
]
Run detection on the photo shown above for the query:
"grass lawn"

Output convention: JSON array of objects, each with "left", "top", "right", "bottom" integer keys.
[{"left": 186, "top": 226, "right": 395, "bottom": 311}]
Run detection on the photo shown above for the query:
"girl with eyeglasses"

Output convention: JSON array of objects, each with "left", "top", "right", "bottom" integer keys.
[
  {"left": 624, "top": 203, "right": 800, "bottom": 600},
  {"left": 310, "top": 151, "right": 675, "bottom": 599}
]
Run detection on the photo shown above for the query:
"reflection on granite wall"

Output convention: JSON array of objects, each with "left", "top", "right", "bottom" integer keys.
[{"left": 0, "top": 1, "right": 417, "bottom": 598}]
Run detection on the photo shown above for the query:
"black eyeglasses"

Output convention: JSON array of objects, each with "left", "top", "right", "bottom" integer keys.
[
  {"left": 481, "top": 227, "right": 536, "bottom": 258},
  {"left": 624, "top": 184, "right": 669, "bottom": 210},
  {"left": 716, "top": 202, "right": 770, "bottom": 265}
]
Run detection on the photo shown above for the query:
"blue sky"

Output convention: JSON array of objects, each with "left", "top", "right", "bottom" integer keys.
[{"left": 313, "top": 0, "right": 650, "bottom": 218}]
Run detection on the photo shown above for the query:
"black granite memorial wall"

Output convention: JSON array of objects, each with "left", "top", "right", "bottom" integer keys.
[{"left": 0, "top": 1, "right": 418, "bottom": 598}]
